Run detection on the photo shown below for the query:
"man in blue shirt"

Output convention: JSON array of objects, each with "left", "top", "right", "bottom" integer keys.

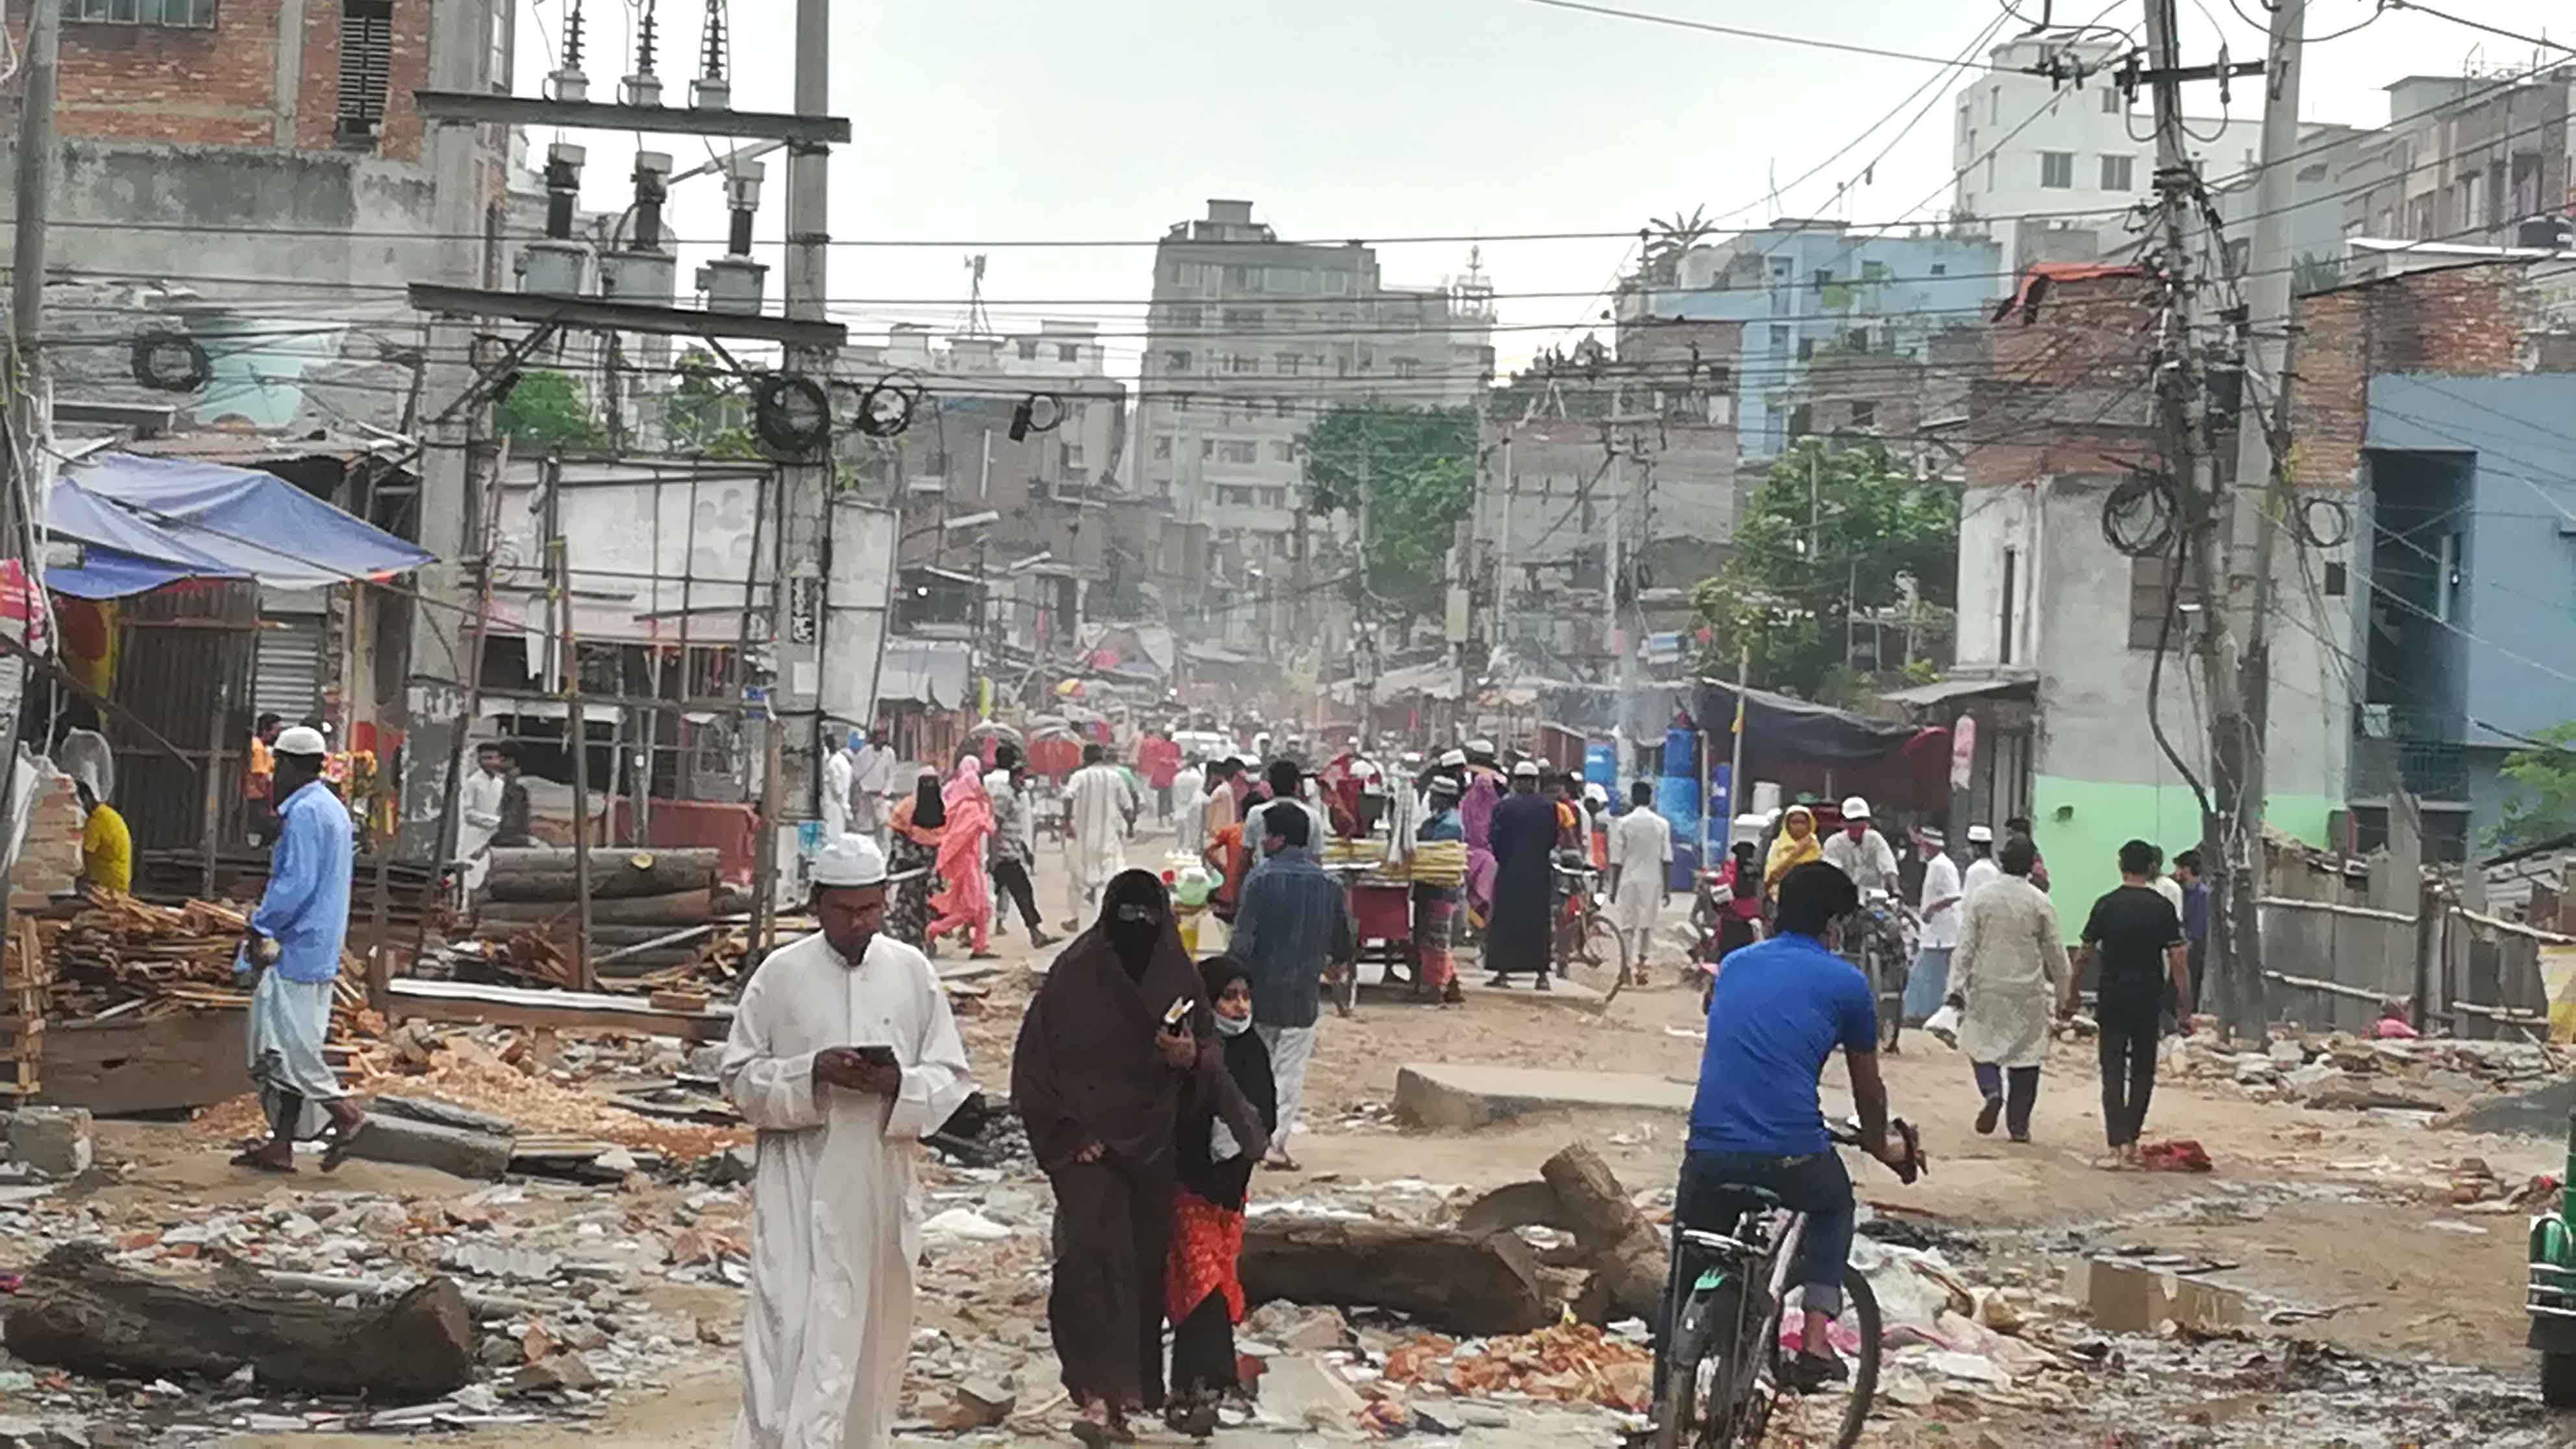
[
  {"left": 1672, "top": 861, "right": 1914, "bottom": 1394},
  {"left": 234, "top": 726, "right": 364, "bottom": 1173}
]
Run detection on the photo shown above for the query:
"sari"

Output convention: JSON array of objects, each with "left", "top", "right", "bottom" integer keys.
[{"left": 926, "top": 760, "right": 995, "bottom": 953}]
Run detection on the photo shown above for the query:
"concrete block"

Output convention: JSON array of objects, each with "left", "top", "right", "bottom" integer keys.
[
  {"left": 344, "top": 1114, "right": 515, "bottom": 1180},
  {"left": 369, "top": 1095, "right": 518, "bottom": 1138},
  {"left": 7, "top": 1107, "right": 93, "bottom": 1177},
  {"left": 1393, "top": 1064, "right": 1695, "bottom": 1130}
]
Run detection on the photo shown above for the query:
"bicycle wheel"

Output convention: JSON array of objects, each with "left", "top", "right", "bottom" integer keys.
[
  {"left": 1656, "top": 1276, "right": 1744, "bottom": 1449},
  {"left": 1565, "top": 913, "right": 1629, "bottom": 1004},
  {"left": 1742, "top": 1268, "right": 1882, "bottom": 1449}
]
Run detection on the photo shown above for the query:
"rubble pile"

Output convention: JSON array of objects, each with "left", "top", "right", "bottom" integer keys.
[
  {"left": 1380, "top": 1322, "right": 1653, "bottom": 1412},
  {"left": 2168, "top": 1030, "right": 2565, "bottom": 1112}
]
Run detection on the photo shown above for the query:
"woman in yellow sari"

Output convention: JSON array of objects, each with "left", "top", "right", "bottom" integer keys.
[{"left": 1763, "top": 804, "right": 1822, "bottom": 898}]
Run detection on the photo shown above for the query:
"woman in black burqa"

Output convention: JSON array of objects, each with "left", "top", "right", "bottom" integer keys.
[{"left": 1012, "top": 870, "right": 1270, "bottom": 1447}]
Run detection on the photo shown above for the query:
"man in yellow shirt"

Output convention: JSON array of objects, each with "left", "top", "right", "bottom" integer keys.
[{"left": 77, "top": 779, "right": 130, "bottom": 895}]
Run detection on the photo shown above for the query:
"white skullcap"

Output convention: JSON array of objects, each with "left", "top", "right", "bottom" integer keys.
[
  {"left": 1439, "top": 749, "right": 1467, "bottom": 768},
  {"left": 1966, "top": 824, "right": 1994, "bottom": 843},
  {"left": 811, "top": 833, "right": 889, "bottom": 887},
  {"left": 1583, "top": 783, "right": 1609, "bottom": 804},
  {"left": 276, "top": 725, "right": 328, "bottom": 756},
  {"left": 1840, "top": 795, "right": 1872, "bottom": 819},
  {"left": 1511, "top": 760, "right": 1541, "bottom": 778},
  {"left": 1467, "top": 738, "right": 1496, "bottom": 756}
]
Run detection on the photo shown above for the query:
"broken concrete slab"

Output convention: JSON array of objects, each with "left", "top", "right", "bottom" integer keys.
[
  {"left": 369, "top": 1095, "right": 518, "bottom": 1138},
  {"left": 343, "top": 1115, "right": 515, "bottom": 1180},
  {"left": 2064, "top": 1257, "right": 2250, "bottom": 1336},
  {"left": 2446, "top": 1078, "right": 2576, "bottom": 1138},
  {"left": 1258, "top": 1354, "right": 1367, "bottom": 1430},
  {"left": 1455, "top": 1179, "right": 1568, "bottom": 1236},
  {"left": 1393, "top": 1064, "right": 1695, "bottom": 1130},
  {"left": 6, "top": 1108, "right": 92, "bottom": 1178}
]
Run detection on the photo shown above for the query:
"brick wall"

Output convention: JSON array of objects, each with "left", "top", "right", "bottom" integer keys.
[
  {"left": 19, "top": 1, "right": 430, "bottom": 162},
  {"left": 2287, "top": 260, "right": 2576, "bottom": 489},
  {"left": 1963, "top": 271, "right": 2161, "bottom": 489}
]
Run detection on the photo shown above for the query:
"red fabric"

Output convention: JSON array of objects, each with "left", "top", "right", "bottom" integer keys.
[
  {"left": 2137, "top": 1139, "right": 2212, "bottom": 1173},
  {"left": 1165, "top": 1189, "right": 1245, "bottom": 1322},
  {"left": 1350, "top": 884, "right": 1409, "bottom": 940},
  {"left": 610, "top": 799, "right": 758, "bottom": 886},
  {"left": 1027, "top": 737, "right": 1082, "bottom": 779},
  {"left": 1206, "top": 824, "right": 1248, "bottom": 915}
]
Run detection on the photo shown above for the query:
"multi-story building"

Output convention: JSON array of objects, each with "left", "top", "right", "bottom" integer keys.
[
  {"left": 1133, "top": 199, "right": 1496, "bottom": 581},
  {"left": 1950, "top": 32, "right": 2259, "bottom": 273},
  {"left": 1624, "top": 219, "right": 2002, "bottom": 467},
  {"left": 2337, "top": 69, "right": 2576, "bottom": 251}
]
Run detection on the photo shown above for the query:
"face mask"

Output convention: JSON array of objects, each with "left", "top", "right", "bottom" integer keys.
[{"left": 1213, "top": 1009, "right": 1253, "bottom": 1037}]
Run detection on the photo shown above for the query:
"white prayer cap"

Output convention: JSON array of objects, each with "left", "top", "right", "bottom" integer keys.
[
  {"left": 1511, "top": 760, "right": 1541, "bottom": 779},
  {"left": 1466, "top": 738, "right": 1496, "bottom": 756},
  {"left": 1966, "top": 824, "right": 1995, "bottom": 843},
  {"left": 275, "top": 725, "right": 328, "bottom": 757},
  {"left": 811, "top": 834, "right": 888, "bottom": 888},
  {"left": 1583, "top": 782, "right": 1609, "bottom": 805},
  {"left": 1840, "top": 795, "right": 1872, "bottom": 820},
  {"left": 1439, "top": 749, "right": 1467, "bottom": 768}
]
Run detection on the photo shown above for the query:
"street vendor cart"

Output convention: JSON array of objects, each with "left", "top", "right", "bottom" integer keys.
[{"left": 1316, "top": 837, "right": 1468, "bottom": 1006}]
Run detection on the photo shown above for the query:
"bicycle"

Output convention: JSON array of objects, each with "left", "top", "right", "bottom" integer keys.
[
  {"left": 1655, "top": 1120, "right": 1924, "bottom": 1449},
  {"left": 1552, "top": 853, "right": 1631, "bottom": 1004},
  {"left": 1837, "top": 891, "right": 1914, "bottom": 1052}
]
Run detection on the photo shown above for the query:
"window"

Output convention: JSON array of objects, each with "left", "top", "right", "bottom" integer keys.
[
  {"left": 2099, "top": 154, "right": 2135, "bottom": 192},
  {"left": 1017, "top": 340, "right": 1040, "bottom": 361},
  {"left": 1225, "top": 265, "right": 1258, "bottom": 290},
  {"left": 1796, "top": 336, "right": 1815, "bottom": 361},
  {"left": 1200, "top": 439, "right": 1215, "bottom": 460},
  {"left": 2127, "top": 552, "right": 2198, "bottom": 649},
  {"left": 1850, "top": 401, "right": 1877, "bottom": 430},
  {"left": 1217, "top": 441, "right": 1258, "bottom": 465},
  {"left": 1275, "top": 399, "right": 1296, "bottom": 417},
  {"left": 1322, "top": 271, "right": 1352, "bottom": 295},
  {"left": 1787, "top": 403, "right": 1813, "bottom": 438},
  {"left": 1276, "top": 353, "right": 1301, "bottom": 375},
  {"left": 337, "top": 1, "right": 395, "bottom": 143},
  {"left": 1267, "top": 267, "right": 1311, "bottom": 292},
  {"left": 1228, "top": 354, "right": 1256, "bottom": 374},
  {"left": 1059, "top": 441, "right": 1087, "bottom": 474},
  {"left": 1260, "top": 488, "right": 1287, "bottom": 508},
  {"left": 1057, "top": 343, "right": 1082, "bottom": 364},
  {"left": 1174, "top": 262, "right": 1204, "bottom": 288},
  {"left": 2040, "top": 152, "right": 2075, "bottom": 189},
  {"left": 2101, "top": 88, "right": 2122, "bottom": 114},
  {"left": 1957, "top": 103, "right": 1970, "bottom": 141},
  {"left": 1813, "top": 268, "right": 1834, "bottom": 293},
  {"left": 1768, "top": 325, "right": 1791, "bottom": 352},
  {"left": 1164, "top": 349, "right": 1194, "bottom": 373},
  {"left": 1163, "top": 303, "right": 1200, "bottom": 328},
  {"left": 1929, "top": 263, "right": 1947, "bottom": 277},
  {"left": 1270, "top": 441, "right": 1298, "bottom": 463},
  {"left": 1222, "top": 308, "right": 1265, "bottom": 330},
  {"left": 1767, "top": 258, "right": 1792, "bottom": 279},
  {"left": 62, "top": 0, "right": 214, "bottom": 23},
  {"left": 1152, "top": 436, "right": 1173, "bottom": 461}
]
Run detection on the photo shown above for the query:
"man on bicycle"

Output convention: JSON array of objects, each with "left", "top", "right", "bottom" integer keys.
[{"left": 1670, "top": 860, "right": 1913, "bottom": 1396}]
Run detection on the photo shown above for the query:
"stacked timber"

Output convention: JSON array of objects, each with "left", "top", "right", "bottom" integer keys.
[
  {"left": 474, "top": 848, "right": 724, "bottom": 985},
  {"left": 2, "top": 919, "right": 47, "bottom": 1098}
]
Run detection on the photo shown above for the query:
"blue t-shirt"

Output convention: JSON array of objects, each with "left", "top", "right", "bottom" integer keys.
[{"left": 1688, "top": 933, "right": 1878, "bottom": 1156}]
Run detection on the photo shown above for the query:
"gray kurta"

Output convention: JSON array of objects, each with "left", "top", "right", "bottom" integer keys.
[{"left": 1949, "top": 875, "right": 2072, "bottom": 1069}]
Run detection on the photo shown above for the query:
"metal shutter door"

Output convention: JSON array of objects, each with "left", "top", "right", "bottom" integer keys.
[{"left": 254, "top": 619, "right": 327, "bottom": 724}]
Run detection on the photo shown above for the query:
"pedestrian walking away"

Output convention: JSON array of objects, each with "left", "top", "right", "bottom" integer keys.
[
  {"left": 721, "top": 834, "right": 974, "bottom": 1449},
  {"left": 1483, "top": 760, "right": 1559, "bottom": 989},
  {"left": 1605, "top": 779, "right": 1670, "bottom": 985},
  {"left": 2083, "top": 838, "right": 2192, "bottom": 1169},
  {"left": 1946, "top": 834, "right": 2070, "bottom": 1145},
  {"left": 924, "top": 758, "right": 997, "bottom": 958},
  {"left": 987, "top": 750, "right": 1058, "bottom": 948},
  {"left": 1011, "top": 871, "right": 1268, "bottom": 1447}
]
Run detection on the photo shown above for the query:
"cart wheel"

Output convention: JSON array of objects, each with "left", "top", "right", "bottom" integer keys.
[
  {"left": 1564, "top": 915, "right": 1629, "bottom": 1005},
  {"left": 2545, "top": 1353, "right": 2576, "bottom": 1409}
]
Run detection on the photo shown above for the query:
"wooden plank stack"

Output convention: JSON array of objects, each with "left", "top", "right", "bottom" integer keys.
[
  {"left": 1, "top": 919, "right": 48, "bottom": 1098},
  {"left": 40, "top": 895, "right": 377, "bottom": 1043},
  {"left": 471, "top": 848, "right": 726, "bottom": 986}
]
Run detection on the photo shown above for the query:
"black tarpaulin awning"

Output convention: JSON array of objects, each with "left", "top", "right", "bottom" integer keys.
[{"left": 1693, "top": 679, "right": 1922, "bottom": 765}]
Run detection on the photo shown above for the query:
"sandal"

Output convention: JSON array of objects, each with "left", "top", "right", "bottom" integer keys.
[
  {"left": 229, "top": 1148, "right": 297, "bottom": 1174},
  {"left": 320, "top": 1117, "right": 367, "bottom": 1173}
]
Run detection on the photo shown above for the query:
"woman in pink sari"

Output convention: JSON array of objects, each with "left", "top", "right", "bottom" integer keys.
[{"left": 928, "top": 757, "right": 997, "bottom": 958}]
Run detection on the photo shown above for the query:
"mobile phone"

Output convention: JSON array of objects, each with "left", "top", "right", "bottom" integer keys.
[
  {"left": 1161, "top": 996, "right": 1193, "bottom": 1035},
  {"left": 850, "top": 1045, "right": 899, "bottom": 1069}
]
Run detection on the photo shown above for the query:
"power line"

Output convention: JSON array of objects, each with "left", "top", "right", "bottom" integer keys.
[{"left": 1508, "top": 0, "right": 2050, "bottom": 68}]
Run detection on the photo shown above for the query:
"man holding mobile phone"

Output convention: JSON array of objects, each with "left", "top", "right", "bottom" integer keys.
[{"left": 721, "top": 834, "right": 974, "bottom": 1449}]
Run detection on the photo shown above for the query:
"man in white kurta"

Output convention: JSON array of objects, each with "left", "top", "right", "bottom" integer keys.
[
  {"left": 1170, "top": 758, "right": 1208, "bottom": 856},
  {"left": 1061, "top": 743, "right": 1133, "bottom": 929},
  {"left": 1946, "top": 836, "right": 2070, "bottom": 1145},
  {"left": 456, "top": 745, "right": 510, "bottom": 895},
  {"left": 1605, "top": 782, "right": 1672, "bottom": 982},
  {"left": 818, "top": 732, "right": 854, "bottom": 843},
  {"left": 722, "top": 834, "right": 973, "bottom": 1449}
]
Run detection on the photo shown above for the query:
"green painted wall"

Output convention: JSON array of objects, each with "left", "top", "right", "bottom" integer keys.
[{"left": 2026, "top": 774, "right": 2334, "bottom": 939}]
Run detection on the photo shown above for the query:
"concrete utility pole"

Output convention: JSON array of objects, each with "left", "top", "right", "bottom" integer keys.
[
  {"left": 2142, "top": 0, "right": 2264, "bottom": 1037},
  {"left": 2226, "top": 0, "right": 2306, "bottom": 1028},
  {"left": 0, "top": 0, "right": 58, "bottom": 911}
]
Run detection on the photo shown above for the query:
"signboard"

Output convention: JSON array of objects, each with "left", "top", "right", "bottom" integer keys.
[{"left": 1950, "top": 713, "right": 1978, "bottom": 791}]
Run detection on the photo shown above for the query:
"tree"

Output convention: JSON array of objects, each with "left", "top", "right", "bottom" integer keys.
[
  {"left": 1301, "top": 404, "right": 1479, "bottom": 627},
  {"left": 493, "top": 370, "right": 606, "bottom": 455},
  {"left": 2497, "top": 723, "right": 2576, "bottom": 847},
  {"left": 1690, "top": 438, "right": 1957, "bottom": 704}
]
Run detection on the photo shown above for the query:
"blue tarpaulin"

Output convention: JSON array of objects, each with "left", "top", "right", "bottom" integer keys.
[{"left": 45, "top": 452, "right": 431, "bottom": 597}]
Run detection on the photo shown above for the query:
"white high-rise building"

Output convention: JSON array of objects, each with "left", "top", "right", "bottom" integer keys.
[{"left": 1951, "top": 34, "right": 2261, "bottom": 270}]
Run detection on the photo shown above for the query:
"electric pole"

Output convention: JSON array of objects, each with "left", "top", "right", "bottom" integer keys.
[
  {"left": 2142, "top": 0, "right": 2264, "bottom": 1037},
  {"left": 0, "top": 0, "right": 58, "bottom": 926},
  {"left": 2226, "top": 0, "right": 2306, "bottom": 1033}
]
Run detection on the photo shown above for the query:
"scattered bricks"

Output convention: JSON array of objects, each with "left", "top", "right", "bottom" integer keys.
[{"left": 6, "top": 1108, "right": 92, "bottom": 1177}]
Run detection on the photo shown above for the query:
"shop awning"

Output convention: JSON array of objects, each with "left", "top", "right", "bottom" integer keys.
[
  {"left": 1877, "top": 673, "right": 2036, "bottom": 710},
  {"left": 878, "top": 636, "right": 972, "bottom": 708},
  {"left": 55, "top": 452, "right": 432, "bottom": 591}
]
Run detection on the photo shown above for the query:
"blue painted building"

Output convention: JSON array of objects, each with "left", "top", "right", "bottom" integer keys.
[
  {"left": 1626, "top": 221, "right": 2007, "bottom": 461},
  {"left": 2359, "top": 372, "right": 2576, "bottom": 856}
]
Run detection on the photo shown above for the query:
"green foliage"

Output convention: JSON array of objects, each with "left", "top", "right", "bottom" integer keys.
[
  {"left": 1690, "top": 438, "right": 1958, "bottom": 702},
  {"left": 2497, "top": 722, "right": 2576, "bottom": 847},
  {"left": 665, "top": 348, "right": 761, "bottom": 459},
  {"left": 1302, "top": 405, "right": 1479, "bottom": 625},
  {"left": 493, "top": 370, "right": 606, "bottom": 455}
]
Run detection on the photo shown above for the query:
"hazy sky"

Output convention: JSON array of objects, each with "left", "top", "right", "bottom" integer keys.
[{"left": 522, "top": 0, "right": 2566, "bottom": 374}]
